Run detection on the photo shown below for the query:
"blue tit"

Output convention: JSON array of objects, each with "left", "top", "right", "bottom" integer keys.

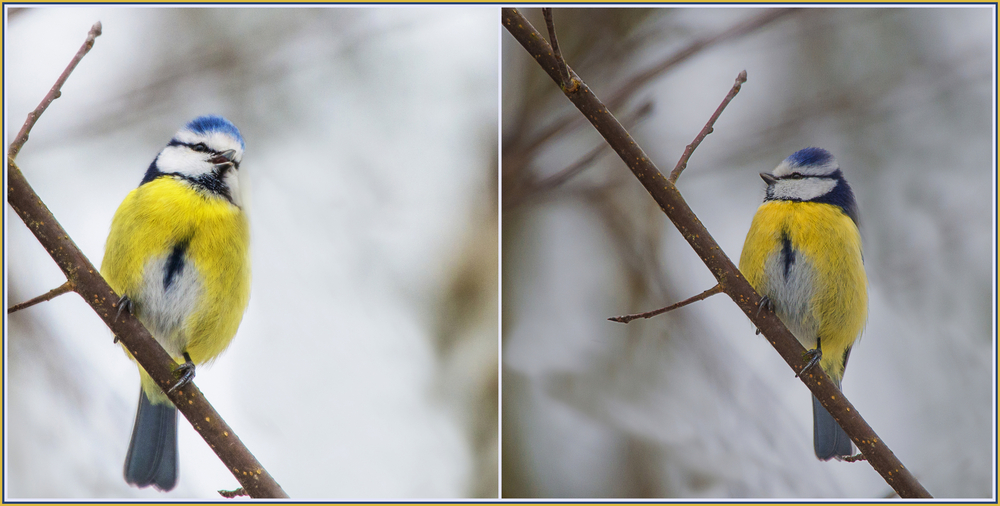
[
  {"left": 739, "top": 147, "right": 867, "bottom": 460},
  {"left": 101, "top": 115, "right": 251, "bottom": 491}
]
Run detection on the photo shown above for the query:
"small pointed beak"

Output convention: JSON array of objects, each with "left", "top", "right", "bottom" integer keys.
[
  {"left": 211, "top": 149, "right": 238, "bottom": 168},
  {"left": 760, "top": 172, "right": 778, "bottom": 185}
]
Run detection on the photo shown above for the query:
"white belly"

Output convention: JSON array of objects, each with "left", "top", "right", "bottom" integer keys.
[
  {"left": 134, "top": 252, "right": 204, "bottom": 358},
  {"left": 762, "top": 243, "right": 819, "bottom": 350}
]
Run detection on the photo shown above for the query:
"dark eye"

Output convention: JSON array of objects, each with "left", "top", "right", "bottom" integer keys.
[
  {"left": 788, "top": 172, "right": 803, "bottom": 179},
  {"left": 191, "top": 143, "right": 210, "bottom": 153}
]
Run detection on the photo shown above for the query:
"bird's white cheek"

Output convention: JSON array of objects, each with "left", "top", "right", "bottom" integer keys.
[
  {"left": 770, "top": 178, "right": 837, "bottom": 201},
  {"left": 157, "top": 148, "right": 212, "bottom": 177}
]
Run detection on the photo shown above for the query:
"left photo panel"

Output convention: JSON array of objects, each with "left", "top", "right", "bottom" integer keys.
[{"left": 5, "top": 6, "right": 498, "bottom": 499}]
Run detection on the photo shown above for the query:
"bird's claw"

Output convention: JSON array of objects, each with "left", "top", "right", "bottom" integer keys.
[
  {"left": 754, "top": 296, "right": 773, "bottom": 335},
  {"left": 112, "top": 295, "right": 135, "bottom": 343},
  {"left": 755, "top": 296, "right": 773, "bottom": 318},
  {"left": 167, "top": 353, "right": 196, "bottom": 394},
  {"left": 796, "top": 347, "right": 823, "bottom": 378},
  {"left": 114, "top": 295, "right": 134, "bottom": 323}
]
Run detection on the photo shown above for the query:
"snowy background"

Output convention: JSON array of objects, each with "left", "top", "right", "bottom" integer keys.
[
  {"left": 5, "top": 6, "right": 498, "bottom": 499},
  {"left": 502, "top": 7, "right": 994, "bottom": 499}
]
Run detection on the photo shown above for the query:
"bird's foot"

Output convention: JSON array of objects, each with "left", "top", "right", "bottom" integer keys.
[
  {"left": 114, "top": 295, "right": 134, "bottom": 322},
  {"left": 796, "top": 347, "right": 823, "bottom": 378},
  {"left": 754, "top": 296, "right": 773, "bottom": 335},
  {"left": 112, "top": 295, "right": 135, "bottom": 343},
  {"left": 167, "top": 352, "right": 196, "bottom": 394}
]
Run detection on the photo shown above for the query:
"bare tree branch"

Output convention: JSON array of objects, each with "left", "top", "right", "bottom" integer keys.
[
  {"left": 8, "top": 281, "right": 75, "bottom": 313},
  {"left": 668, "top": 70, "right": 747, "bottom": 183},
  {"left": 542, "top": 8, "right": 573, "bottom": 89},
  {"left": 609, "top": 284, "right": 723, "bottom": 324},
  {"left": 502, "top": 7, "right": 931, "bottom": 499},
  {"left": 7, "top": 22, "right": 102, "bottom": 160},
  {"left": 6, "top": 24, "right": 287, "bottom": 499}
]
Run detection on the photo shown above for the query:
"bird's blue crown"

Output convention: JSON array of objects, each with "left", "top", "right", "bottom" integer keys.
[
  {"left": 786, "top": 147, "right": 833, "bottom": 168},
  {"left": 185, "top": 115, "right": 245, "bottom": 150}
]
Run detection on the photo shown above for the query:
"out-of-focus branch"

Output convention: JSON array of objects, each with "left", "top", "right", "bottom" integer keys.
[
  {"left": 6, "top": 25, "right": 288, "bottom": 499},
  {"left": 506, "top": 100, "right": 653, "bottom": 209},
  {"left": 502, "top": 7, "right": 931, "bottom": 499},
  {"left": 605, "top": 9, "right": 794, "bottom": 110},
  {"left": 512, "top": 9, "right": 796, "bottom": 163}
]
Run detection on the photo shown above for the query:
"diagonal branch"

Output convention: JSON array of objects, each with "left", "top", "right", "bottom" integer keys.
[
  {"left": 6, "top": 25, "right": 287, "bottom": 499},
  {"left": 502, "top": 7, "right": 931, "bottom": 499},
  {"left": 7, "top": 22, "right": 102, "bottom": 160}
]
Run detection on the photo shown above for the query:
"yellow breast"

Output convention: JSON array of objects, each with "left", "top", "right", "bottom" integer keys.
[
  {"left": 101, "top": 177, "right": 251, "bottom": 366},
  {"left": 739, "top": 200, "right": 867, "bottom": 380}
]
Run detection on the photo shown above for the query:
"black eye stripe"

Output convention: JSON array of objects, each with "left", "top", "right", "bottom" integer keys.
[
  {"left": 781, "top": 173, "right": 835, "bottom": 180},
  {"left": 167, "top": 139, "right": 215, "bottom": 154}
]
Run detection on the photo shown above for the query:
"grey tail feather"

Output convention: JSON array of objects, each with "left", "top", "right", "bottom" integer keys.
[
  {"left": 124, "top": 389, "right": 178, "bottom": 491},
  {"left": 812, "top": 394, "right": 853, "bottom": 460}
]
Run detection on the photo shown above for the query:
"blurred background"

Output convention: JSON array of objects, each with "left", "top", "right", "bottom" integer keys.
[
  {"left": 6, "top": 7, "right": 497, "bottom": 499},
  {"left": 503, "top": 7, "right": 993, "bottom": 499}
]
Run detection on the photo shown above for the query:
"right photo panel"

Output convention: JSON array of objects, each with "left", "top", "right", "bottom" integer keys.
[{"left": 501, "top": 7, "right": 993, "bottom": 499}]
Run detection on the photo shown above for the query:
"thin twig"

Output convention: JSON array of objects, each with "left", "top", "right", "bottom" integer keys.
[
  {"left": 503, "top": 8, "right": 931, "bottom": 499},
  {"left": 668, "top": 70, "right": 747, "bottom": 183},
  {"left": 7, "top": 21, "right": 102, "bottom": 161},
  {"left": 542, "top": 8, "right": 573, "bottom": 90},
  {"left": 609, "top": 284, "right": 723, "bottom": 324},
  {"left": 8, "top": 281, "right": 75, "bottom": 314}
]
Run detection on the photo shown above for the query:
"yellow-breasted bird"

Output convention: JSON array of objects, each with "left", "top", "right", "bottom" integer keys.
[
  {"left": 101, "top": 115, "right": 250, "bottom": 490},
  {"left": 739, "top": 147, "right": 867, "bottom": 460}
]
